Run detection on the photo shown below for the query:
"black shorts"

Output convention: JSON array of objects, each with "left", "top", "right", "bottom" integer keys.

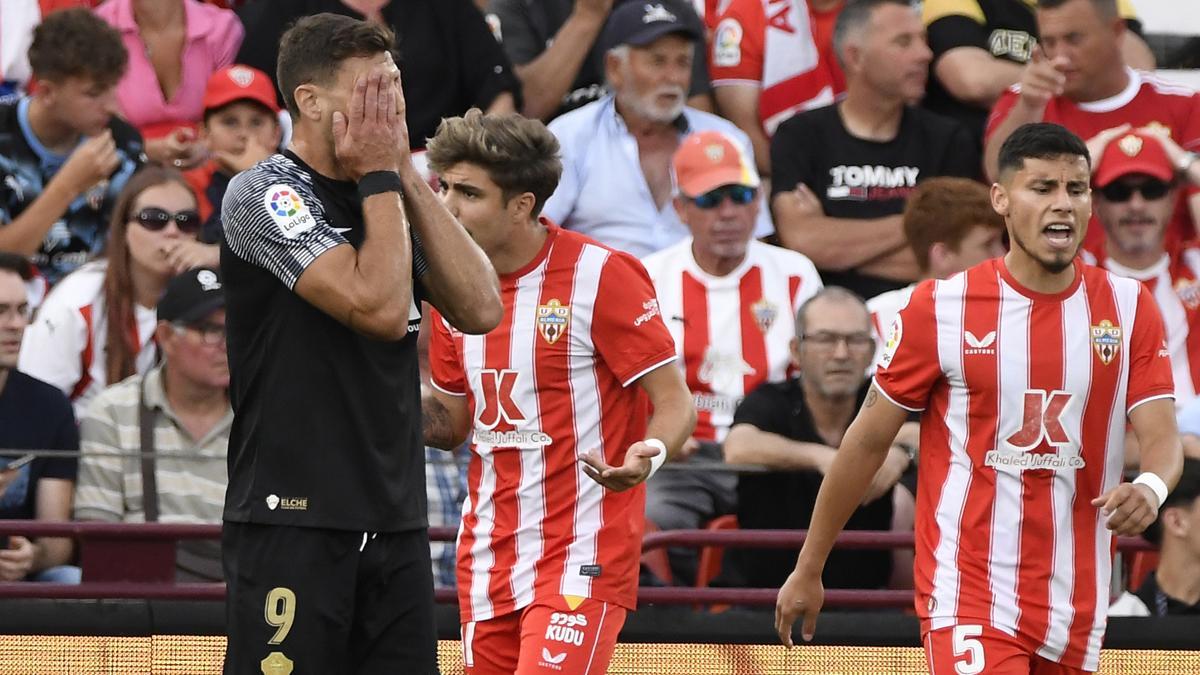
[{"left": 222, "top": 522, "right": 438, "bottom": 675}]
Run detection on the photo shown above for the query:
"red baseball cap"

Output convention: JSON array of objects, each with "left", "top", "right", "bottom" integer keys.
[
  {"left": 673, "top": 130, "right": 759, "bottom": 197},
  {"left": 1093, "top": 131, "right": 1174, "bottom": 187},
  {"left": 203, "top": 65, "right": 280, "bottom": 114}
]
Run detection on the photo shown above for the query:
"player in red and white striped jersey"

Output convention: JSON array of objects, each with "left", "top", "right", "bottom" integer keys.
[
  {"left": 422, "top": 111, "right": 695, "bottom": 675},
  {"left": 777, "top": 123, "right": 1184, "bottom": 674},
  {"left": 1086, "top": 129, "right": 1200, "bottom": 408},
  {"left": 867, "top": 177, "right": 1007, "bottom": 369}
]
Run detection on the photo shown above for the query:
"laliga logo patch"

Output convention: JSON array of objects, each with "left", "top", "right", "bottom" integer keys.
[
  {"left": 229, "top": 65, "right": 255, "bottom": 88},
  {"left": 880, "top": 315, "right": 902, "bottom": 367},
  {"left": 263, "top": 184, "right": 315, "bottom": 239},
  {"left": 713, "top": 18, "right": 743, "bottom": 68}
]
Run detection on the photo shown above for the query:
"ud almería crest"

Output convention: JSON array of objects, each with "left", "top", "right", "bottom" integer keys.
[
  {"left": 536, "top": 299, "right": 571, "bottom": 345},
  {"left": 1091, "top": 319, "right": 1122, "bottom": 365}
]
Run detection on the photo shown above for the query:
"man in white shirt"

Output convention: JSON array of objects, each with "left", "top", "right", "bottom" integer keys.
[{"left": 544, "top": 1, "right": 772, "bottom": 258}]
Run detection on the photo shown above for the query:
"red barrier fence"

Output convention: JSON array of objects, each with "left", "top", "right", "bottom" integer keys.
[{"left": 0, "top": 521, "right": 1156, "bottom": 606}]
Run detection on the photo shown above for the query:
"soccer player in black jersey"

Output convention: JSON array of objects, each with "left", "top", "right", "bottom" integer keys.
[{"left": 218, "top": 13, "right": 502, "bottom": 674}]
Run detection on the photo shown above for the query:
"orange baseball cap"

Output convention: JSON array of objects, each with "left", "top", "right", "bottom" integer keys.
[
  {"left": 673, "top": 130, "right": 759, "bottom": 197},
  {"left": 1093, "top": 131, "right": 1174, "bottom": 188},
  {"left": 203, "top": 65, "right": 280, "bottom": 114}
]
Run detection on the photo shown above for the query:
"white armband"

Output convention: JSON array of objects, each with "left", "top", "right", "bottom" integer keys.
[
  {"left": 644, "top": 438, "right": 668, "bottom": 479},
  {"left": 1133, "top": 472, "right": 1170, "bottom": 509}
]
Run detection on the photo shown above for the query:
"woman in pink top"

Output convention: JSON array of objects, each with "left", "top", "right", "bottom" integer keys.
[{"left": 94, "top": 0, "right": 243, "bottom": 169}]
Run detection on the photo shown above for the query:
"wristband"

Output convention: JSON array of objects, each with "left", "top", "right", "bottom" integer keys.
[
  {"left": 1133, "top": 472, "right": 1169, "bottom": 509},
  {"left": 358, "top": 170, "right": 403, "bottom": 200},
  {"left": 644, "top": 438, "right": 668, "bottom": 479}
]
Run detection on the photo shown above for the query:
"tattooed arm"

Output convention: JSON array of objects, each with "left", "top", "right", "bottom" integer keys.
[{"left": 422, "top": 385, "right": 471, "bottom": 451}]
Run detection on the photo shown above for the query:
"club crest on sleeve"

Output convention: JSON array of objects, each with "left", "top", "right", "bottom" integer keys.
[
  {"left": 262, "top": 184, "right": 315, "bottom": 239},
  {"left": 1091, "top": 320, "right": 1121, "bottom": 365},
  {"left": 536, "top": 299, "right": 571, "bottom": 344}
]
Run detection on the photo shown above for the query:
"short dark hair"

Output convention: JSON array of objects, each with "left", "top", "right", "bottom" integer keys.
[
  {"left": 997, "top": 123, "right": 1090, "bottom": 178},
  {"left": 426, "top": 109, "right": 563, "bottom": 218},
  {"left": 1037, "top": 0, "right": 1118, "bottom": 18},
  {"left": 832, "top": 0, "right": 911, "bottom": 67},
  {"left": 0, "top": 252, "right": 33, "bottom": 281},
  {"left": 29, "top": 8, "right": 127, "bottom": 86},
  {"left": 1144, "top": 457, "right": 1200, "bottom": 545},
  {"left": 276, "top": 13, "right": 396, "bottom": 117}
]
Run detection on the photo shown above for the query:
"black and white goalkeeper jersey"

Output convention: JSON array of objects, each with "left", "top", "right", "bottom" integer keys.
[{"left": 220, "top": 151, "right": 428, "bottom": 532}]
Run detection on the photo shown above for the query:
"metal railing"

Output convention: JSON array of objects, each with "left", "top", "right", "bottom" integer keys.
[{"left": 0, "top": 521, "right": 1156, "bottom": 607}]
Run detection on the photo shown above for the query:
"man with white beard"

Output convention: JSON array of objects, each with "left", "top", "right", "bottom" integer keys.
[{"left": 544, "top": 1, "right": 773, "bottom": 258}]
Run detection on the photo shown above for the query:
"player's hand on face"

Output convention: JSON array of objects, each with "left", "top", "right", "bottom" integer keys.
[
  {"left": 1017, "top": 46, "right": 1066, "bottom": 113},
  {"left": 0, "top": 536, "right": 35, "bottom": 581},
  {"left": 775, "top": 568, "right": 823, "bottom": 648},
  {"left": 332, "top": 65, "right": 405, "bottom": 180},
  {"left": 579, "top": 441, "right": 659, "bottom": 491},
  {"left": 1091, "top": 482, "right": 1159, "bottom": 536}
]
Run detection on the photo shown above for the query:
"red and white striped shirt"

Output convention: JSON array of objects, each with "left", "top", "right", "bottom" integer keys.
[
  {"left": 1086, "top": 245, "right": 1200, "bottom": 407},
  {"left": 429, "top": 222, "right": 677, "bottom": 623},
  {"left": 875, "top": 258, "right": 1172, "bottom": 671},
  {"left": 641, "top": 238, "right": 822, "bottom": 441}
]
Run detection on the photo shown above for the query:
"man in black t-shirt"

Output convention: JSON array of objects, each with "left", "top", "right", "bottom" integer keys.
[
  {"left": 0, "top": 9, "right": 144, "bottom": 291},
  {"left": 0, "top": 253, "right": 78, "bottom": 584},
  {"left": 770, "top": 0, "right": 978, "bottom": 301},
  {"left": 236, "top": 0, "right": 522, "bottom": 151},
  {"left": 220, "top": 14, "right": 502, "bottom": 674},
  {"left": 723, "top": 287, "right": 913, "bottom": 590},
  {"left": 487, "top": 0, "right": 712, "bottom": 120}
]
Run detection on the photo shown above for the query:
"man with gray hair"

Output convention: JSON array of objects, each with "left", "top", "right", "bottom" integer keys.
[
  {"left": 543, "top": 1, "right": 772, "bottom": 258},
  {"left": 770, "top": 0, "right": 978, "bottom": 301}
]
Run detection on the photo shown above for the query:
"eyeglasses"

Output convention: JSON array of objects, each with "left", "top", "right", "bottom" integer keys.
[
  {"left": 1098, "top": 180, "right": 1172, "bottom": 203},
  {"left": 802, "top": 331, "right": 875, "bottom": 351},
  {"left": 132, "top": 207, "right": 202, "bottom": 234},
  {"left": 689, "top": 185, "right": 757, "bottom": 209},
  {"left": 173, "top": 321, "right": 226, "bottom": 346}
]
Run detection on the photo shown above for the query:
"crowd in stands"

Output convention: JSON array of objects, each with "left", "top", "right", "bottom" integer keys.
[{"left": 0, "top": 0, "right": 1198, "bottom": 617}]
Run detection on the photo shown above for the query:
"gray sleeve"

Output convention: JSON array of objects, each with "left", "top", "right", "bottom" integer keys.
[
  {"left": 221, "top": 165, "right": 347, "bottom": 290},
  {"left": 488, "top": 0, "right": 544, "bottom": 66}
]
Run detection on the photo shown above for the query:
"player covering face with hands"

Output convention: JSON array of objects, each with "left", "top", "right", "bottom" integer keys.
[{"left": 775, "top": 123, "right": 1183, "bottom": 675}]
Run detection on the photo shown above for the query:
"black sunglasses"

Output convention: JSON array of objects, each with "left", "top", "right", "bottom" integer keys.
[
  {"left": 690, "top": 185, "right": 757, "bottom": 209},
  {"left": 132, "top": 207, "right": 202, "bottom": 234},
  {"left": 1098, "top": 180, "right": 1172, "bottom": 203}
]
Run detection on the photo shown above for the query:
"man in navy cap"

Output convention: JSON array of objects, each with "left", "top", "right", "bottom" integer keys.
[
  {"left": 75, "top": 267, "right": 231, "bottom": 582},
  {"left": 543, "top": 1, "right": 774, "bottom": 259}
]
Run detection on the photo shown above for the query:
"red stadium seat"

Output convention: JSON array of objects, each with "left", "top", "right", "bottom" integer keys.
[
  {"left": 695, "top": 515, "right": 739, "bottom": 589},
  {"left": 1127, "top": 550, "right": 1160, "bottom": 591},
  {"left": 641, "top": 520, "right": 673, "bottom": 586}
]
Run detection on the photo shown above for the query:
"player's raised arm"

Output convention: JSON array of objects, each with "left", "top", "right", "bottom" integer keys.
[
  {"left": 290, "top": 66, "right": 415, "bottom": 340},
  {"left": 774, "top": 382, "right": 909, "bottom": 647}
]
